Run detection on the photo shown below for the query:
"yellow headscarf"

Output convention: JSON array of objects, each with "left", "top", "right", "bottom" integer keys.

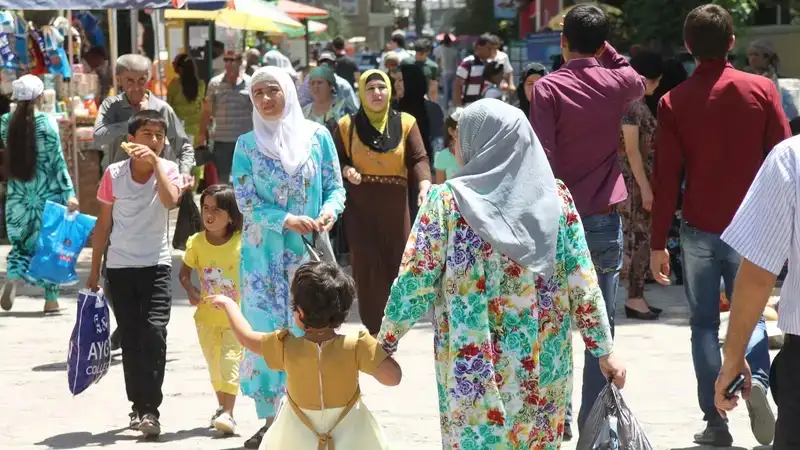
[{"left": 358, "top": 69, "right": 392, "bottom": 132}]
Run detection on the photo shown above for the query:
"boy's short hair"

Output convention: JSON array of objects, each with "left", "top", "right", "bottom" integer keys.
[
  {"left": 684, "top": 4, "right": 734, "bottom": 61},
  {"left": 484, "top": 61, "right": 505, "bottom": 79},
  {"left": 629, "top": 51, "right": 664, "bottom": 81},
  {"left": 128, "top": 110, "right": 168, "bottom": 136},
  {"left": 562, "top": 4, "right": 609, "bottom": 55},
  {"left": 414, "top": 38, "right": 432, "bottom": 54},
  {"left": 291, "top": 261, "right": 356, "bottom": 330},
  {"left": 476, "top": 33, "right": 497, "bottom": 48}
]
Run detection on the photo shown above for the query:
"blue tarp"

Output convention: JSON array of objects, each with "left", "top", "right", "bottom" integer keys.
[{"left": 0, "top": 0, "right": 171, "bottom": 8}]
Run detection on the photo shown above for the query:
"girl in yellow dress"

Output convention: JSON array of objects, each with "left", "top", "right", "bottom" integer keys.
[{"left": 212, "top": 260, "right": 400, "bottom": 449}]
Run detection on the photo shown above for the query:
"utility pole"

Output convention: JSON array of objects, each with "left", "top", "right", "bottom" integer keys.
[{"left": 414, "top": 0, "right": 425, "bottom": 36}]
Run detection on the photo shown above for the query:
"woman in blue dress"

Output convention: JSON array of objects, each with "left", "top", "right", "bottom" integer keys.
[{"left": 232, "top": 66, "right": 346, "bottom": 449}]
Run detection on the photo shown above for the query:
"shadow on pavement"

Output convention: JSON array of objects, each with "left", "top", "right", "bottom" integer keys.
[
  {"left": 670, "top": 446, "right": 766, "bottom": 450},
  {"left": 32, "top": 355, "right": 122, "bottom": 372},
  {"left": 157, "top": 426, "right": 219, "bottom": 442},
  {"left": 36, "top": 427, "right": 134, "bottom": 448}
]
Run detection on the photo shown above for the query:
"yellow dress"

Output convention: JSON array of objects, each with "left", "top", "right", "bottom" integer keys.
[{"left": 258, "top": 330, "right": 390, "bottom": 450}]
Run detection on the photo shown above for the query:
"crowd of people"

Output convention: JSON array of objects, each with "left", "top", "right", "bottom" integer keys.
[{"left": 4, "top": 2, "right": 800, "bottom": 449}]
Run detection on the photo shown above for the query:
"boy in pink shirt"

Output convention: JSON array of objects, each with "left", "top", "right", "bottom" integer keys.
[{"left": 87, "top": 110, "right": 183, "bottom": 438}]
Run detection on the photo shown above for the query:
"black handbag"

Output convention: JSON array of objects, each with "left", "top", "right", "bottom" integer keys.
[
  {"left": 301, "top": 231, "right": 336, "bottom": 263},
  {"left": 172, "top": 193, "right": 204, "bottom": 250}
]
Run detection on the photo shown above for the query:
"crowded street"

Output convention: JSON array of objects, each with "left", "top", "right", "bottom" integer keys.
[{"left": 0, "top": 243, "right": 778, "bottom": 450}]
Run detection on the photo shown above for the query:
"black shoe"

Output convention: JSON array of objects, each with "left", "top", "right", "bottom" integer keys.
[
  {"left": 139, "top": 414, "right": 161, "bottom": 438},
  {"left": 0, "top": 280, "right": 17, "bottom": 311},
  {"left": 110, "top": 329, "right": 122, "bottom": 352},
  {"left": 649, "top": 306, "right": 663, "bottom": 314},
  {"left": 244, "top": 424, "right": 270, "bottom": 449},
  {"left": 625, "top": 306, "right": 660, "bottom": 321},
  {"left": 563, "top": 423, "right": 573, "bottom": 442},
  {"left": 128, "top": 411, "right": 142, "bottom": 430},
  {"left": 693, "top": 425, "right": 733, "bottom": 447}
]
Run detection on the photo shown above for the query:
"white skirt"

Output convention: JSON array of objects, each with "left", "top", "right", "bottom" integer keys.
[{"left": 259, "top": 396, "right": 389, "bottom": 450}]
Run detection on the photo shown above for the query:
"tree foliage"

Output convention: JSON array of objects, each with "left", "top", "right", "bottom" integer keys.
[
  {"left": 319, "top": 4, "right": 352, "bottom": 39},
  {"left": 452, "top": 0, "right": 500, "bottom": 36},
  {"left": 623, "top": 0, "right": 758, "bottom": 51}
]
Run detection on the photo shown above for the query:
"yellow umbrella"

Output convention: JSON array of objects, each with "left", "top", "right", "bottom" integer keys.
[
  {"left": 547, "top": 2, "right": 623, "bottom": 31},
  {"left": 165, "top": 0, "right": 303, "bottom": 34}
]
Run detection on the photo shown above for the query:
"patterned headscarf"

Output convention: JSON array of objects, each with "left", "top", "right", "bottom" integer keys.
[{"left": 11, "top": 75, "right": 44, "bottom": 101}]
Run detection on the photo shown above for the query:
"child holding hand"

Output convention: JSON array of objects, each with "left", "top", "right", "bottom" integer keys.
[
  {"left": 179, "top": 184, "right": 244, "bottom": 435},
  {"left": 211, "top": 260, "right": 400, "bottom": 450}
]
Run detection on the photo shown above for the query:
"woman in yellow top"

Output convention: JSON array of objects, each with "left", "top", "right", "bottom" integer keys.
[
  {"left": 168, "top": 54, "right": 206, "bottom": 186},
  {"left": 334, "top": 70, "right": 432, "bottom": 336}
]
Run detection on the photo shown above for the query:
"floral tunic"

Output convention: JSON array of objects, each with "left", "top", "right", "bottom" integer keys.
[
  {"left": 379, "top": 181, "right": 613, "bottom": 450},
  {"left": 232, "top": 125, "right": 346, "bottom": 418}
]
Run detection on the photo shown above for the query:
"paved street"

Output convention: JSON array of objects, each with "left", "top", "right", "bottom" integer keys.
[{"left": 0, "top": 244, "right": 778, "bottom": 450}]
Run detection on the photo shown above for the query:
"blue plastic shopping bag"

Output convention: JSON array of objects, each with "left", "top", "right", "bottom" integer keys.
[
  {"left": 26, "top": 201, "right": 96, "bottom": 286},
  {"left": 67, "top": 289, "right": 111, "bottom": 395}
]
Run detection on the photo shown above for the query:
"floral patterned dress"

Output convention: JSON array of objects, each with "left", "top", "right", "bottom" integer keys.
[
  {"left": 2, "top": 112, "right": 74, "bottom": 301},
  {"left": 378, "top": 181, "right": 613, "bottom": 450},
  {"left": 232, "top": 125, "right": 346, "bottom": 419}
]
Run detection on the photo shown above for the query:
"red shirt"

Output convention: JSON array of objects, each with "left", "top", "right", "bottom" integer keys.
[{"left": 650, "top": 60, "right": 791, "bottom": 250}]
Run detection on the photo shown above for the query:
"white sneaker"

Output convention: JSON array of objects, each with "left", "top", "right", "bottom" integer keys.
[
  {"left": 213, "top": 412, "right": 236, "bottom": 435},
  {"left": 209, "top": 406, "right": 223, "bottom": 428}
]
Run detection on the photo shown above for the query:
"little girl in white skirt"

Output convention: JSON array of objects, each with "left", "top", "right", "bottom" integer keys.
[{"left": 212, "top": 260, "right": 401, "bottom": 449}]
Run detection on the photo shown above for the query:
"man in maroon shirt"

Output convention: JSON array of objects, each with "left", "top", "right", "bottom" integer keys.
[
  {"left": 530, "top": 4, "right": 645, "bottom": 439},
  {"left": 650, "top": 4, "right": 790, "bottom": 447}
]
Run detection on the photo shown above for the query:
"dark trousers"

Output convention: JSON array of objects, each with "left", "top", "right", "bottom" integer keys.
[
  {"left": 105, "top": 265, "right": 172, "bottom": 418},
  {"left": 775, "top": 334, "right": 800, "bottom": 449}
]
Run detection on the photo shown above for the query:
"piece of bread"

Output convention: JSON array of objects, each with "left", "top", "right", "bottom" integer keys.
[{"left": 120, "top": 142, "right": 135, "bottom": 155}]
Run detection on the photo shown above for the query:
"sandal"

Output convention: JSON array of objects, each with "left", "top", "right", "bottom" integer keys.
[
  {"left": 43, "top": 301, "right": 63, "bottom": 315},
  {"left": 243, "top": 424, "right": 270, "bottom": 449}
]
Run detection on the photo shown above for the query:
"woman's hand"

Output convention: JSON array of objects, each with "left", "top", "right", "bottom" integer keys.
[
  {"left": 640, "top": 183, "right": 654, "bottom": 212},
  {"left": 209, "top": 294, "right": 234, "bottom": 310},
  {"left": 67, "top": 196, "right": 79, "bottom": 212},
  {"left": 599, "top": 354, "right": 627, "bottom": 389},
  {"left": 417, "top": 180, "right": 432, "bottom": 206},
  {"left": 343, "top": 165, "right": 362, "bottom": 185},
  {"left": 285, "top": 214, "right": 319, "bottom": 235},
  {"left": 316, "top": 210, "right": 335, "bottom": 233}
]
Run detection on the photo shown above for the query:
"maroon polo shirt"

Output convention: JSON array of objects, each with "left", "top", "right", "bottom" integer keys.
[{"left": 650, "top": 60, "right": 791, "bottom": 250}]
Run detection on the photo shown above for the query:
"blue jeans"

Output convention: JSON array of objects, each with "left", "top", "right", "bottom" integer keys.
[
  {"left": 680, "top": 221, "right": 770, "bottom": 428},
  {"left": 567, "top": 210, "right": 623, "bottom": 431},
  {"left": 440, "top": 73, "right": 456, "bottom": 111}
]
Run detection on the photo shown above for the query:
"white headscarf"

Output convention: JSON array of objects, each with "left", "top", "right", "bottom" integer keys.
[
  {"left": 249, "top": 66, "right": 319, "bottom": 175},
  {"left": 263, "top": 49, "right": 298, "bottom": 79},
  {"left": 447, "top": 99, "right": 560, "bottom": 276},
  {"left": 11, "top": 75, "right": 44, "bottom": 101}
]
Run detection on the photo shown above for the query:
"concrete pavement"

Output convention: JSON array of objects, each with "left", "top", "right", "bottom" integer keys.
[{"left": 0, "top": 244, "right": 778, "bottom": 450}]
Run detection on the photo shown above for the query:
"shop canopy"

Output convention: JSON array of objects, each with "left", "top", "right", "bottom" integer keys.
[
  {"left": 0, "top": 0, "right": 171, "bottom": 7},
  {"left": 164, "top": 0, "right": 303, "bottom": 34},
  {"left": 276, "top": 0, "right": 328, "bottom": 20}
]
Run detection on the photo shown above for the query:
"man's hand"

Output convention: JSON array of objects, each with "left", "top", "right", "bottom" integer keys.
[
  {"left": 317, "top": 210, "right": 335, "bottom": 233},
  {"left": 715, "top": 358, "right": 751, "bottom": 417},
  {"left": 650, "top": 249, "right": 671, "bottom": 285},
  {"left": 128, "top": 144, "right": 158, "bottom": 166},
  {"left": 285, "top": 214, "right": 319, "bottom": 235},
  {"left": 67, "top": 196, "right": 80, "bottom": 212},
  {"left": 188, "top": 286, "right": 202, "bottom": 306}
]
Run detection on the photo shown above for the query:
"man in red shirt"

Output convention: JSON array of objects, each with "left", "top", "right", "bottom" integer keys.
[{"left": 650, "top": 4, "right": 790, "bottom": 447}]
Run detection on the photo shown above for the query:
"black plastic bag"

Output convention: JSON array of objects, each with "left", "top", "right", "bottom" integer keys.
[
  {"left": 172, "top": 193, "right": 203, "bottom": 251},
  {"left": 576, "top": 382, "right": 652, "bottom": 450}
]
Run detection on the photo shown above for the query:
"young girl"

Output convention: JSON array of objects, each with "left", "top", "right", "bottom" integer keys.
[
  {"left": 179, "top": 184, "right": 244, "bottom": 435},
  {"left": 481, "top": 61, "right": 506, "bottom": 101},
  {"left": 433, "top": 108, "right": 463, "bottom": 184},
  {"left": 212, "top": 261, "right": 401, "bottom": 450}
]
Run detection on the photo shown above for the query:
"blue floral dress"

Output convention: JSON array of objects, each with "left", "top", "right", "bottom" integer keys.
[{"left": 232, "top": 125, "right": 346, "bottom": 419}]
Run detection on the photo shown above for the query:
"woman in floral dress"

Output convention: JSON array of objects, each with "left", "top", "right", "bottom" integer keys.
[
  {"left": 378, "top": 100, "right": 623, "bottom": 449},
  {"left": 1, "top": 75, "right": 78, "bottom": 313},
  {"left": 232, "top": 66, "right": 346, "bottom": 449},
  {"left": 301, "top": 66, "right": 356, "bottom": 132}
]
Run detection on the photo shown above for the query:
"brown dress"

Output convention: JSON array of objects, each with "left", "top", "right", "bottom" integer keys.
[
  {"left": 334, "top": 113, "right": 431, "bottom": 334},
  {"left": 619, "top": 98, "right": 656, "bottom": 299}
]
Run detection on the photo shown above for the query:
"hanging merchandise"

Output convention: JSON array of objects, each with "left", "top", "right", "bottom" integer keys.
[
  {"left": 27, "top": 27, "right": 47, "bottom": 75},
  {"left": 0, "top": 12, "right": 19, "bottom": 70},
  {"left": 51, "top": 17, "right": 81, "bottom": 62},
  {"left": 72, "top": 12, "right": 105, "bottom": 49},
  {"left": 12, "top": 13, "right": 30, "bottom": 71},
  {"left": 40, "top": 26, "right": 72, "bottom": 79}
]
